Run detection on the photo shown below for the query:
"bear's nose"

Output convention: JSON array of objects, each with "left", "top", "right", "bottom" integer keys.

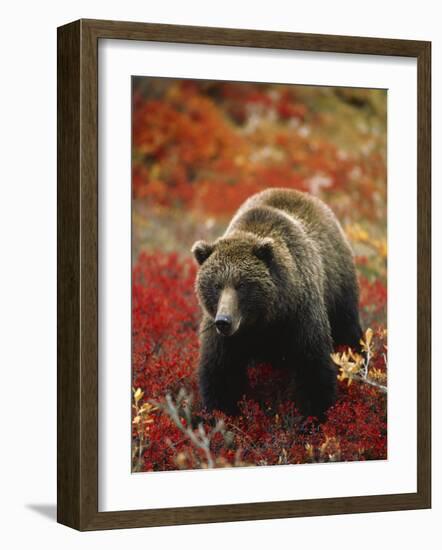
[{"left": 215, "top": 314, "right": 232, "bottom": 335}]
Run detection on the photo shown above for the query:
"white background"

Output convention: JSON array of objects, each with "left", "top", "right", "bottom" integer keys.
[
  {"left": 100, "top": 41, "right": 417, "bottom": 511},
  {"left": 0, "top": 1, "right": 440, "bottom": 548}
]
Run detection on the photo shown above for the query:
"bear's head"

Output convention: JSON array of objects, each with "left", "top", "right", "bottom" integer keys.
[{"left": 191, "top": 234, "right": 282, "bottom": 337}]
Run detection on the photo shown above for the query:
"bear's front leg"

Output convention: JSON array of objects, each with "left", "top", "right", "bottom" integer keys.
[
  {"left": 198, "top": 322, "right": 248, "bottom": 416},
  {"left": 286, "top": 314, "right": 337, "bottom": 422},
  {"left": 293, "top": 349, "right": 337, "bottom": 422}
]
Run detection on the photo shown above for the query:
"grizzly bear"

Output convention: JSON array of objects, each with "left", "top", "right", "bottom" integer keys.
[{"left": 191, "top": 188, "right": 362, "bottom": 420}]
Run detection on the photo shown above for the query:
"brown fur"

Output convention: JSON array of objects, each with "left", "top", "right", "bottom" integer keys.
[{"left": 192, "top": 188, "right": 362, "bottom": 420}]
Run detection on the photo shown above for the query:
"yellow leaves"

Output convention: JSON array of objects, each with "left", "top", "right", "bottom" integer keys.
[
  {"left": 139, "top": 402, "right": 157, "bottom": 415},
  {"left": 332, "top": 328, "right": 376, "bottom": 386},
  {"left": 346, "top": 223, "right": 369, "bottom": 242},
  {"left": 360, "top": 327, "right": 374, "bottom": 355},
  {"left": 331, "top": 327, "right": 388, "bottom": 393},
  {"left": 346, "top": 223, "right": 387, "bottom": 258},
  {"left": 278, "top": 448, "right": 288, "bottom": 465},
  {"left": 305, "top": 438, "right": 341, "bottom": 462},
  {"left": 132, "top": 415, "right": 154, "bottom": 426},
  {"left": 132, "top": 388, "right": 159, "bottom": 471},
  {"left": 133, "top": 387, "right": 144, "bottom": 404},
  {"left": 319, "top": 436, "right": 341, "bottom": 461},
  {"left": 363, "top": 327, "right": 373, "bottom": 347},
  {"left": 331, "top": 347, "right": 364, "bottom": 386},
  {"left": 175, "top": 452, "right": 188, "bottom": 469},
  {"left": 376, "top": 239, "right": 387, "bottom": 259},
  {"left": 132, "top": 388, "right": 158, "bottom": 429},
  {"left": 305, "top": 443, "right": 314, "bottom": 459},
  {"left": 368, "top": 368, "right": 387, "bottom": 385}
]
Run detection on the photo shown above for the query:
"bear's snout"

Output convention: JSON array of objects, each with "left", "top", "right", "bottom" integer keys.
[
  {"left": 214, "top": 314, "right": 232, "bottom": 335},
  {"left": 215, "top": 287, "right": 241, "bottom": 337}
]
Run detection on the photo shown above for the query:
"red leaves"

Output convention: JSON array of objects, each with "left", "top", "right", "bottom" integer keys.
[
  {"left": 132, "top": 252, "right": 199, "bottom": 401},
  {"left": 131, "top": 81, "right": 386, "bottom": 224},
  {"left": 132, "top": 252, "right": 387, "bottom": 471}
]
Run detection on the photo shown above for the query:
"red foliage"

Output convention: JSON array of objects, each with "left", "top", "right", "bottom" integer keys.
[
  {"left": 132, "top": 81, "right": 386, "bottom": 222},
  {"left": 132, "top": 253, "right": 199, "bottom": 400},
  {"left": 358, "top": 275, "right": 387, "bottom": 327},
  {"left": 132, "top": 252, "right": 387, "bottom": 471}
]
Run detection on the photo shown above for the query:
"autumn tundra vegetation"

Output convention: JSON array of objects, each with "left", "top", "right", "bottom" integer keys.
[{"left": 131, "top": 78, "right": 387, "bottom": 472}]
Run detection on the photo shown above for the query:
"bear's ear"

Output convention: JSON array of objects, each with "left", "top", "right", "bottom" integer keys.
[
  {"left": 254, "top": 238, "right": 274, "bottom": 265},
  {"left": 191, "top": 240, "right": 215, "bottom": 265}
]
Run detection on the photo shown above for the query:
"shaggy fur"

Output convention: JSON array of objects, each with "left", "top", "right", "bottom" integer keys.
[{"left": 192, "top": 188, "right": 362, "bottom": 420}]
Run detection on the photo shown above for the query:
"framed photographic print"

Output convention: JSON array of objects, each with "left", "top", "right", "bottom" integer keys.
[{"left": 57, "top": 19, "right": 431, "bottom": 530}]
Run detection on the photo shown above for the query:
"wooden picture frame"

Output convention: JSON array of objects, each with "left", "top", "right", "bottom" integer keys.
[{"left": 57, "top": 18, "right": 431, "bottom": 531}]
